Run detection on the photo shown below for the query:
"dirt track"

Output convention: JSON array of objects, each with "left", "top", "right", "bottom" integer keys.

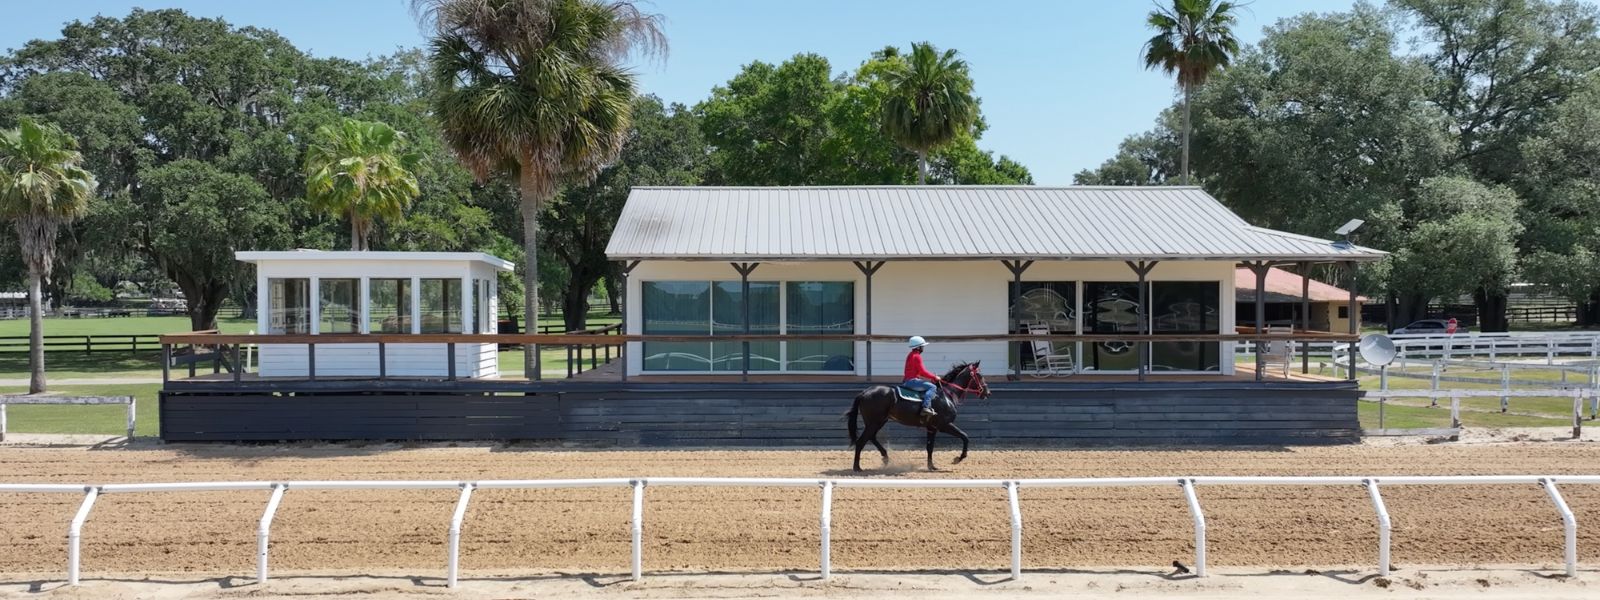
[{"left": 2, "top": 441, "right": 1600, "bottom": 577}]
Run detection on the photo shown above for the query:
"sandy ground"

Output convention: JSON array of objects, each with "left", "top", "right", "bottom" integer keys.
[{"left": 1, "top": 437, "right": 1599, "bottom": 598}]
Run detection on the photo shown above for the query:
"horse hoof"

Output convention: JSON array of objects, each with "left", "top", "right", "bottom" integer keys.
[
  {"left": 953, "top": 456, "right": 966, "bottom": 464},
  {"left": 928, "top": 465, "right": 940, "bottom": 472},
  {"left": 852, "top": 466, "right": 862, "bottom": 473}
]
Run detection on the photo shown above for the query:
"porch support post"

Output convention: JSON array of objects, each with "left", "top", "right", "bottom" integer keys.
[
  {"left": 853, "top": 261, "right": 886, "bottom": 381},
  {"left": 1244, "top": 261, "right": 1274, "bottom": 382},
  {"left": 1002, "top": 260, "right": 1034, "bottom": 380},
  {"left": 732, "top": 262, "right": 761, "bottom": 383},
  {"left": 1299, "top": 261, "right": 1312, "bottom": 374},
  {"left": 1346, "top": 261, "right": 1359, "bottom": 382},
  {"left": 619, "top": 261, "right": 640, "bottom": 382},
  {"left": 1125, "top": 261, "right": 1159, "bottom": 381}
]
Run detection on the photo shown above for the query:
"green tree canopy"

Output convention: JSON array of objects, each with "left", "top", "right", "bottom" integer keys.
[
  {"left": 880, "top": 42, "right": 978, "bottom": 184},
  {"left": 304, "top": 118, "right": 422, "bottom": 250}
]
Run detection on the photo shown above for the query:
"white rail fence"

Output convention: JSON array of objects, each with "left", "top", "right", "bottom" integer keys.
[
  {"left": 1362, "top": 388, "right": 1595, "bottom": 435},
  {"left": 3, "top": 475, "right": 1597, "bottom": 587}
]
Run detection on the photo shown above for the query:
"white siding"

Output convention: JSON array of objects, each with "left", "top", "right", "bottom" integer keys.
[
  {"left": 623, "top": 260, "right": 1240, "bottom": 377},
  {"left": 260, "top": 342, "right": 498, "bottom": 378}
]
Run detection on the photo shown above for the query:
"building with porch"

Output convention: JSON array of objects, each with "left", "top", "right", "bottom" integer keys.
[
  {"left": 1234, "top": 266, "right": 1367, "bottom": 333},
  {"left": 607, "top": 186, "right": 1382, "bottom": 380}
]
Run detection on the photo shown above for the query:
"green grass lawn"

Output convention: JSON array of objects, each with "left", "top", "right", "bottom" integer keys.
[
  {"left": 1, "top": 383, "right": 160, "bottom": 437},
  {"left": 1359, "top": 399, "right": 1570, "bottom": 429},
  {"left": 0, "top": 316, "right": 258, "bottom": 337}
]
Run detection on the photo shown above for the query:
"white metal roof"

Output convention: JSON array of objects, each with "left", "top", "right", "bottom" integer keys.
[
  {"left": 605, "top": 186, "right": 1386, "bottom": 262},
  {"left": 236, "top": 250, "right": 515, "bottom": 271}
]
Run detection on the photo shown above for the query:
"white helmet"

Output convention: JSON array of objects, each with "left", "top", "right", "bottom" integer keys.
[{"left": 908, "top": 336, "right": 928, "bottom": 349}]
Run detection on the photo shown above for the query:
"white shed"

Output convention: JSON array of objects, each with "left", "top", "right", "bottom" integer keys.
[{"left": 238, "top": 251, "right": 514, "bottom": 378}]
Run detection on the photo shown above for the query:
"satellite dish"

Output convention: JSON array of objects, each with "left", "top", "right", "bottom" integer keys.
[{"left": 1359, "top": 333, "right": 1397, "bottom": 366}]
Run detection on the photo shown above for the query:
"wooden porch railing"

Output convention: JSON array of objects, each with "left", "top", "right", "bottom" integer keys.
[{"left": 158, "top": 330, "right": 1358, "bottom": 384}]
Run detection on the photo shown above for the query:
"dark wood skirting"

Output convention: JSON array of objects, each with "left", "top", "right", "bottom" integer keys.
[{"left": 159, "top": 380, "right": 1361, "bottom": 445}]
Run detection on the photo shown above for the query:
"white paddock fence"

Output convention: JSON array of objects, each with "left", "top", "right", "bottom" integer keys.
[
  {"left": 3, "top": 475, "right": 1598, "bottom": 587},
  {"left": 1362, "top": 388, "right": 1595, "bottom": 435}
]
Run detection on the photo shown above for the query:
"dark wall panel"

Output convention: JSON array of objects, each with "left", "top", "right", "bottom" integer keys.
[{"left": 161, "top": 382, "right": 1360, "bottom": 445}]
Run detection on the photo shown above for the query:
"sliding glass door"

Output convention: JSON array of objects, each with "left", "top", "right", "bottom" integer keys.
[
  {"left": 1083, "top": 282, "right": 1144, "bottom": 371},
  {"left": 640, "top": 280, "right": 854, "bottom": 372}
]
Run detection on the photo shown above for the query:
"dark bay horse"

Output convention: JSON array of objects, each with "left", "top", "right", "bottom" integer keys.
[{"left": 846, "top": 362, "right": 991, "bottom": 471}]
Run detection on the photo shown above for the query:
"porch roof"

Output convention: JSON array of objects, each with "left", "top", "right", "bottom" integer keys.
[
  {"left": 1235, "top": 266, "right": 1370, "bottom": 303},
  {"left": 605, "top": 186, "right": 1385, "bottom": 263}
]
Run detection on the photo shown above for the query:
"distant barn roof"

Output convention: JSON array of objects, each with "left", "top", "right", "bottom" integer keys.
[
  {"left": 605, "top": 186, "right": 1385, "bottom": 262},
  {"left": 1235, "top": 266, "right": 1369, "bottom": 303}
]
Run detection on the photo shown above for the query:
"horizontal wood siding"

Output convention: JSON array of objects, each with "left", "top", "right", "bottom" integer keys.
[{"left": 160, "top": 382, "right": 1359, "bottom": 445}]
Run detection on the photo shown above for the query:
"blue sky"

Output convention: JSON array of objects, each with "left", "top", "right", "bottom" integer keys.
[{"left": 2, "top": 0, "right": 1353, "bottom": 184}]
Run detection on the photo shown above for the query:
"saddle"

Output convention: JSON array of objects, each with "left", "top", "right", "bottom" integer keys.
[{"left": 895, "top": 385, "right": 924, "bottom": 403}]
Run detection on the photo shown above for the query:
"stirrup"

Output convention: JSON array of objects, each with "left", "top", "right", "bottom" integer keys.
[{"left": 919, "top": 406, "right": 936, "bottom": 416}]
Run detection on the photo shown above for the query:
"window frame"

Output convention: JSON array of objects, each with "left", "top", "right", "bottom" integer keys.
[{"left": 639, "top": 279, "right": 856, "bottom": 374}]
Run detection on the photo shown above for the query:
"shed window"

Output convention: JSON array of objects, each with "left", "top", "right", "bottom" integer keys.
[
  {"left": 369, "top": 279, "right": 412, "bottom": 333},
  {"left": 267, "top": 278, "right": 311, "bottom": 335},
  {"left": 318, "top": 279, "right": 359, "bottom": 334},
  {"left": 1338, "top": 306, "right": 1350, "bottom": 319},
  {"left": 419, "top": 279, "right": 463, "bottom": 334}
]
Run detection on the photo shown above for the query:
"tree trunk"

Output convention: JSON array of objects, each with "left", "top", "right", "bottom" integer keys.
[
  {"left": 1579, "top": 289, "right": 1600, "bottom": 328},
  {"left": 604, "top": 274, "right": 621, "bottom": 315},
  {"left": 1396, "top": 292, "right": 1429, "bottom": 325},
  {"left": 1181, "top": 86, "right": 1192, "bottom": 186},
  {"left": 1473, "top": 287, "right": 1509, "bottom": 332},
  {"left": 563, "top": 265, "right": 605, "bottom": 332},
  {"left": 28, "top": 269, "right": 46, "bottom": 394},
  {"left": 518, "top": 164, "right": 554, "bottom": 377},
  {"left": 351, "top": 217, "right": 362, "bottom": 251},
  {"left": 916, "top": 149, "right": 928, "bottom": 185}
]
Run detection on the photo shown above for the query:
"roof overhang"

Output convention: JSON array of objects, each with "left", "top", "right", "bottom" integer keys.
[{"left": 236, "top": 250, "right": 515, "bottom": 272}]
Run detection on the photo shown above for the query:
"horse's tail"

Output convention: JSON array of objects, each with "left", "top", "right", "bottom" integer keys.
[{"left": 846, "top": 393, "right": 863, "bottom": 447}]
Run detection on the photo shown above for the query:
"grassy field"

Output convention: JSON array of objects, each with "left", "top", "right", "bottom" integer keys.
[
  {"left": 0, "top": 316, "right": 258, "bottom": 336},
  {"left": 0, "top": 383, "right": 161, "bottom": 436}
]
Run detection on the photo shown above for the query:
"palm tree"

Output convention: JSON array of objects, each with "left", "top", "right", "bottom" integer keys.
[
  {"left": 881, "top": 42, "right": 979, "bottom": 185},
  {"left": 414, "top": 0, "right": 664, "bottom": 372},
  {"left": 1143, "top": 0, "right": 1240, "bottom": 185},
  {"left": 0, "top": 118, "right": 97, "bottom": 394},
  {"left": 304, "top": 118, "right": 422, "bottom": 251}
]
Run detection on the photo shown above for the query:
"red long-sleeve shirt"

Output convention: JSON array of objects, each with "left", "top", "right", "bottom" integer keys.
[{"left": 904, "top": 351, "right": 939, "bottom": 382}]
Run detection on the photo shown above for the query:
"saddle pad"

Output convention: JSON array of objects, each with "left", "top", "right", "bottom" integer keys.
[{"left": 895, "top": 386, "right": 923, "bottom": 402}]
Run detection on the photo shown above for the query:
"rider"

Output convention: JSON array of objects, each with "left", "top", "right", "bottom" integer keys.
[{"left": 902, "top": 336, "right": 943, "bottom": 417}]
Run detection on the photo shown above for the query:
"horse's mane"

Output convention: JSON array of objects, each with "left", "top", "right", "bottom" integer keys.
[{"left": 942, "top": 362, "right": 977, "bottom": 381}]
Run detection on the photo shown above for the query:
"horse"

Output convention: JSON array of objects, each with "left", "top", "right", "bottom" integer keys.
[{"left": 845, "top": 361, "right": 992, "bottom": 472}]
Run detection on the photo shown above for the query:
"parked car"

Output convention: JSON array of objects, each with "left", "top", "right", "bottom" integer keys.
[{"left": 1393, "top": 319, "right": 1470, "bottom": 335}]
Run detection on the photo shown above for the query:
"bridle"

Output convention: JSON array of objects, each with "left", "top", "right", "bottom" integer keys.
[{"left": 939, "top": 363, "right": 991, "bottom": 402}]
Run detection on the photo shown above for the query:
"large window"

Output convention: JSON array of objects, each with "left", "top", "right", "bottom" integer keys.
[
  {"left": 1083, "top": 281, "right": 1144, "bottom": 371},
  {"left": 1010, "top": 282, "right": 1077, "bottom": 371},
  {"left": 1150, "top": 281, "right": 1221, "bottom": 371},
  {"left": 712, "top": 281, "right": 780, "bottom": 371},
  {"left": 318, "top": 279, "right": 359, "bottom": 334},
  {"left": 641, "top": 281, "right": 712, "bottom": 371},
  {"left": 640, "top": 280, "right": 854, "bottom": 372},
  {"left": 420, "top": 278, "right": 462, "bottom": 334},
  {"left": 268, "top": 278, "right": 311, "bottom": 334},
  {"left": 785, "top": 282, "right": 855, "bottom": 371},
  {"left": 369, "top": 279, "right": 412, "bottom": 333}
]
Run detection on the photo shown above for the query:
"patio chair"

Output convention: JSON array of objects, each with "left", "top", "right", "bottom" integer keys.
[
  {"left": 1262, "top": 325, "right": 1294, "bottom": 379},
  {"left": 1026, "top": 322, "right": 1075, "bottom": 378}
]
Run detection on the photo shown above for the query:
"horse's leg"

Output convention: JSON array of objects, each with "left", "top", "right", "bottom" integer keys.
[
  {"left": 925, "top": 427, "right": 939, "bottom": 471},
  {"left": 939, "top": 423, "right": 971, "bottom": 464},
  {"left": 854, "top": 418, "right": 887, "bottom": 472},
  {"left": 870, "top": 435, "right": 889, "bottom": 464}
]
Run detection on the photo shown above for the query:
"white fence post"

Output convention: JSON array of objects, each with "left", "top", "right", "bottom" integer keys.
[
  {"left": 257, "top": 483, "right": 286, "bottom": 584},
  {"left": 819, "top": 481, "right": 833, "bottom": 582},
  {"left": 631, "top": 480, "right": 645, "bottom": 582},
  {"left": 1576, "top": 391, "right": 1585, "bottom": 440},
  {"left": 1181, "top": 479, "right": 1206, "bottom": 577},
  {"left": 1430, "top": 362, "right": 1442, "bottom": 407},
  {"left": 447, "top": 483, "right": 475, "bottom": 588},
  {"left": 1540, "top": 478, "right": 1578, "bottom": 578},
  {"left": 1450, "top": 391, "right": 1462, "bottom": 429},
  {"left": 125, "top": 398, "right": 136, "bottom": 440},
  {"left": 1501, "top": 365, "right": 1511, "bottom": 413},
  {"left": 1006, "top": 481, "right": 1022, "bottom": 581},
  {"left": 1364, "top": 479, "right": 1391, "bottom": 577},
  {"left": 67, "top": 486, "right": 100, "bottom": 586}
]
